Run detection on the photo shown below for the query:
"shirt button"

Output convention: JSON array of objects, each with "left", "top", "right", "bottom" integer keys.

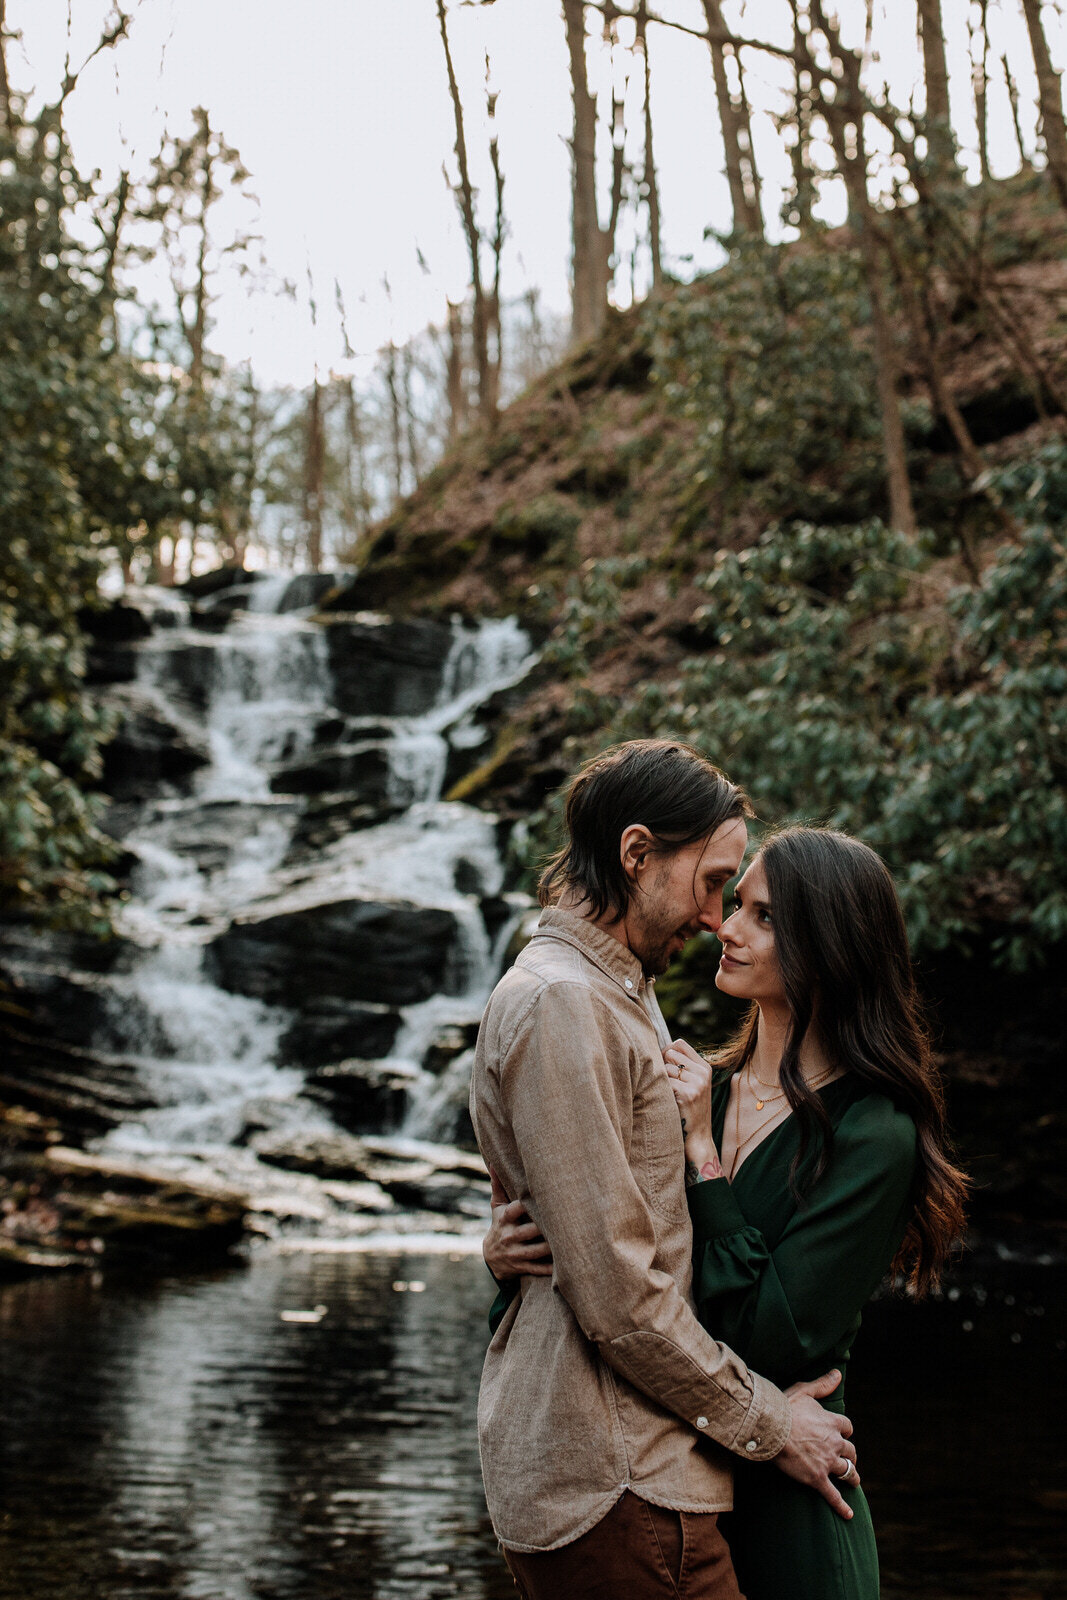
[
  {"left": 745, "top": 1439, "right": 758, "bottom": 1453},
  {"left": 624, "top": 978, "right": 633, "bottom": 990},
  {"left": 696, "top": 1416, "right": 708, "bottom": 1429}
]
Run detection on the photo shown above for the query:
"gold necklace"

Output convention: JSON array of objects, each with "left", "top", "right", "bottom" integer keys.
[{"left": 729, "top": 1068, "right": 837, "bottom": 1179}]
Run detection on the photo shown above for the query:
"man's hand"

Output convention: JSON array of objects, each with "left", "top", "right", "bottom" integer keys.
[
  {"left": 483, "top": 1167, "right": 554, "bottom": 1280},
  {"left": 774, "top": 1370, "right": 859, "bottom": 1520}
]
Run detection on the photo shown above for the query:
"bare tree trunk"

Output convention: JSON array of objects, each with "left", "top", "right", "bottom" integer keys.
[
  {"left": 435, "top": 0, "right": 494, "bottom": 416},
  {"left": 701, "top": 0, "right": 762, "bottom": 235},
  {"left": 401, "top": 344, "right": 421, "bottom": 488},
  {"left": 636, "top": 0, "right": 662, "bottom": 285},
  {"left": 786, "top": 4, "right": 816, "bottom": 232},
  {"left": 809, "top": 2, "right": 917, "bottom": 537},
  {"left": 384, "top": 339, "right": 404, "bottom": 502},
  {"left": 303, "top": 377, "right": 325, "bottom": 572},
  {"left": 916, "top": 0, "right": 957, "bottom": 178},
  {"left": 0, "top": 0, "right": 12, "bottom": 138},
  {"left": 1003, "top": 54, "right": 1030, "bottom": 170},
  {"left": 970, "top": 1, "right": 990, "bottom": 183},
  {"left": 1020, "top": 0, "right": 1067, "bottom": 211},
  {"left": 445, "top": 299, "right": 468, "bottom": 442},
  {"left": 563, "top": 0, "right": 611, "bottom": 343},
  {"left": 486, "top": 55, "right": 505, "bottom": 417}
]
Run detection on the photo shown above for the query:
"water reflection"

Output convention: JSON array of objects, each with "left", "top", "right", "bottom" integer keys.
[{"left": 0, "top": 1253, "right": 1062, "bottom": 1599}]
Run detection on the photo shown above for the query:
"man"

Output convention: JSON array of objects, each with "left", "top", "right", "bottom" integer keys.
[{"left": 469, "top": 740, "right": 858, "bottom": 1599}]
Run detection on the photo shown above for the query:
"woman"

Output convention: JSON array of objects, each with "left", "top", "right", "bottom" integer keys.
[{"left": 484, "top": 826, "right": 967, "bottom": 1600}]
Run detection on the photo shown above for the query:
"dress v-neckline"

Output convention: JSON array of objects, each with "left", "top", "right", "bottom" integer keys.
[{"left": 713, "top": 1071, "right": 852, "bottom": 1183}]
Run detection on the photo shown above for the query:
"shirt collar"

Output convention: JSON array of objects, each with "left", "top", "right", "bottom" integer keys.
[{"left": 532, "top": 906, "right": 652, "bottom": 997}]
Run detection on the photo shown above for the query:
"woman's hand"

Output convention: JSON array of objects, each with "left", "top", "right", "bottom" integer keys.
[
  {"left": 483, "top": 1167, "right": 554, "bottom": 1281},
  {"left": 664, "top": 1038, "right": 724, "bottom": 1182}
]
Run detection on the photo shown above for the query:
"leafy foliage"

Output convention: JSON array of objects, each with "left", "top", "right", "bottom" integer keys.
[
  {"left": 0, "top": 108, "right": 132, "bottom": 922},
  {"left": 647, "top": 241, "right": 889, "bottom": 530},
  {"left": 523, "top": 451, "right": 1067, "bottom": 973}
]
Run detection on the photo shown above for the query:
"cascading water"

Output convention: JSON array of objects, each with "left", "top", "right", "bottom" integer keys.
[{"left": 92, "top": 578, "right": 537, "bottom": 1224}]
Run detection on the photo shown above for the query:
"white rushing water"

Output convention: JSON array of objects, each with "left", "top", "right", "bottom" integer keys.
[{"left": 98, "top": 582, "right": 536, "bottom": 1209}]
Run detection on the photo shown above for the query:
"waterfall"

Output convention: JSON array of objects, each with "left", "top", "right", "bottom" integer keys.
[{"left": 94, "top": 583, "right": 536, "bottom": 1196}]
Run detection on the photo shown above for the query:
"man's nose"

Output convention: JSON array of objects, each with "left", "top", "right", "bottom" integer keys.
[{"left": 697, "top": 902, "right": 723, "bottom": 933}]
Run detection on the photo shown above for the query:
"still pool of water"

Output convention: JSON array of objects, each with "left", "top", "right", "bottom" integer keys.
[{"left": 0, "top": 1251, "right": 1062, "bottom": 1600}]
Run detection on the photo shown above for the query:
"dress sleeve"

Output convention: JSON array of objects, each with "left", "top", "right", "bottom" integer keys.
[
  {"left": 488, "top": 1276, "right": 516, "bottom": 1334},
  {"left": 688, "top": 1096, "right": 917, "bottom": 1385}
]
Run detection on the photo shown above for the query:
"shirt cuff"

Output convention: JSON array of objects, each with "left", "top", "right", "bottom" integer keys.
[
  {"left": 732, "top": 1369, "right": 793, "bottom": 1461},
  {"left": 687, "top": 1175, "right": 750, "bottom": 1241}
]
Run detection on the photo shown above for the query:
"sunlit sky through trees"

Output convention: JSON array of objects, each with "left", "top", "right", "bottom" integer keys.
[{"left": 11, "top": 0, "right": 1065, "bottom": 386}]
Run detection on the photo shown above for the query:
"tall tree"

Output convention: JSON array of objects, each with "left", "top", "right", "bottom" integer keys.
[
  {"left": 1019, "top": 0, "right": 1067, "bottom": 210},
  {"left": 435, "top": 0, "right": 498, "bottom": 418},
  {"left": 636, "top": 0, "right": 663, "bottom": 285},
  {"left": 562, "top": 0, "right": 613, "bottom": 343},
  {"left": 916, "top": 0, "right": 958, "bottom": 180},
  {"left": 804, "top": 2, "right": 917, "bottom": 537},
  {"left": 970, "top": 0, "right": 991, "bottom": 183},
  {"left": 701, "top": 0, "right": 762, "bottom": 236}
]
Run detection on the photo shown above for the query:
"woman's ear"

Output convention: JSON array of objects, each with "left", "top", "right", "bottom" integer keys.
[{"left": 619, "top": 823, "right": 655, "bottom": 883}]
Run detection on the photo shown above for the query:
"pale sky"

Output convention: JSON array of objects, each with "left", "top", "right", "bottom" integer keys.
[{"left": 10, "top": 0, "right": 1063, "bottom": 387}]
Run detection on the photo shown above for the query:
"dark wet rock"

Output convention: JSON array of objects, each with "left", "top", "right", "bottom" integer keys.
[
  {"left": 123, "top": 798, "right": 300, "bottom": 878},
  {"left": 323, "top": 614, "right": 454, "bottom": 717},
  {"left": 423, "top": 1022, "right": 480, "bottom": 1077},
  {"left": 0, "top": 1144, "right": 248, "bottom": 1277},
  {"left": 278, "top": 998, "right": 402, "bottom": 1067},
  {"left": 208, "top": 898, "right": 459, "bottom": 1008},
  {"left": 278, "top": 573, "right": 340, "bottom": 612},
  {"left": 101, "top": 687, "right": 211, "bottom": 800},
  {"left": 305, "top": 1058, "right": 416, "bottom": 1132},
  {"left": 253, "top": 1130, "right": 489, "bottom": 1216},
  {"left": 271, "top": 739, "right": 393, "bottom": 799},
  {"left": 287, "top": 794, "right": 396, "bottom": 854},
  {"left": 0, "top": 949, "right": 154, "bottom": 1137},
  {"left": 138, "top": 635, "right": 220, "bottom": 714},
  {"left": 179, "top": 566, "right": 263, "bottom": 600},
  {"left": 80, "top": 599, "right": 153, "bottom": 686},
  {"left": 189, "top": 587, "right": 255, "bottom": 629}
]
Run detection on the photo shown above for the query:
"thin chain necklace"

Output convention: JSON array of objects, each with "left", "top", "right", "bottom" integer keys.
[{"left": 730, "top": 1066, "right": 836, "bottom": 1178}]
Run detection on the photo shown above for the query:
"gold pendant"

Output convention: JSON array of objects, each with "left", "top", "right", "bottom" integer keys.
[{"left": 756, "top": 1099, "right": 765, "bottom": 1110}]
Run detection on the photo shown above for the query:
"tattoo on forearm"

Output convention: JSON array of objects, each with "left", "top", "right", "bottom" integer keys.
[{"left": 684, "top": 1155, "right": 724, "bottom": 1188}]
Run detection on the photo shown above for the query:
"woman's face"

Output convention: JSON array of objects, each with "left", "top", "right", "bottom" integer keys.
[{"left": 714, "top": 854, "right": 786, "bottom": 1005}]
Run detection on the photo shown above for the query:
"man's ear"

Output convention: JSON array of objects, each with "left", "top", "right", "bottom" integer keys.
[{"left": 619, "top": 824, "right": 656, "bottom": 884}]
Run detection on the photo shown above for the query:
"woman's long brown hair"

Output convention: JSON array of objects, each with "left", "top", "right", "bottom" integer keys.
[{"left": 716, "top": 826, "right": 968, "bottom": 1296}]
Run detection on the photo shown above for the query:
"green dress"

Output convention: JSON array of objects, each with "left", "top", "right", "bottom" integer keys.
[
  {"left": 487, "top": 1071, "right": 916, "bottom": 1600},
  {"left": 692, "top": 1070, "right": 917, "bottom": 1600}
]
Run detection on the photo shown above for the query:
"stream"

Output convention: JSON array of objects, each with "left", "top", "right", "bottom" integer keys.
[
  {"left": 1, "top": 575, "right": 1063, "bottom": 1597},
  {"left": 0, "top": 1251, "right": 1062, "bottom": 1599}
]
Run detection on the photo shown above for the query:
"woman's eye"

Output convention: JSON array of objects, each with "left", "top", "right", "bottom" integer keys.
[
  {"left": 732, "top": 895, "right": 742, "bottom": 910},
  {"left": 758, "top": 908, "right": 772, "bottom": 924}
]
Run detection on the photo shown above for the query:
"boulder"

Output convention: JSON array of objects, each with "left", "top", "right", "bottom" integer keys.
[
  {"left": 323, "top": 614, "right": 454, "bottom": 717},
  {"left": 208, "top": 898, "right": 459, "bottom": 1008},
  {"left": 423, "top": 1022, "right": 480, "bottom": 1077},
  {"left": 278, "top": 998, "right": 402, "bottom": 1067},
  {"left": 305, "top": 1057, "right": 417, "bottom": 1132},
  {"left": 101, "top": 687, "right": 211, "bottom": 800},
  {"left": 253, "top": 1130, "right": 489, "bottom": 1216},
  {"left": 0, "top": 1146, "right": 248, "bottom": 1276},
  {"left": 270, "top": 739, "right": 394, "bottom": 799}
]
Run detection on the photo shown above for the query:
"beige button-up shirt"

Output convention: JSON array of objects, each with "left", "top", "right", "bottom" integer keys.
[{"left": 469, "top": 907, "right": 792, "bottom": 1552}]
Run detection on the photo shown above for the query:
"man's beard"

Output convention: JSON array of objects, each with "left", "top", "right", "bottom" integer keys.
[{"left": 634, "top": 913, "right": 699, "bottom": 978}]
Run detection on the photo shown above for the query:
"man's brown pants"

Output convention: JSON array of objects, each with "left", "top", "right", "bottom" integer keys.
[{"left": 503, "top": 1490, "right": 744, "bottom": 1600}]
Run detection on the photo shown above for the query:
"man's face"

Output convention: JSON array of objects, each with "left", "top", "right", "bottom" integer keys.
[{"left": 626, "top": 816, "right": 748, "bottom": 977}]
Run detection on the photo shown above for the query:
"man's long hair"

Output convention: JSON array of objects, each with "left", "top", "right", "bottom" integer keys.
[{"left": 539, "top": 739, "right": 750, "bottom": 920}]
